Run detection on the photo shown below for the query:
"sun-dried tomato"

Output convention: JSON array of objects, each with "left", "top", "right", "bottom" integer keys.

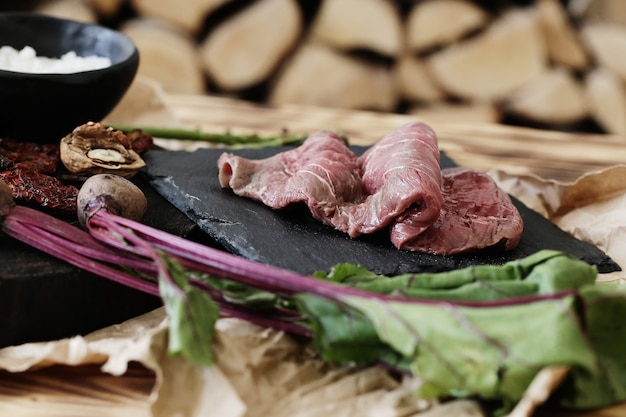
[
  {"left": 0, "top": 166, "right": 78, "bottom": 215},
  {"left": 0, "top": 137, "right": 60, "bottom": 174},
  {"left": 126, "top": 129, "right": 154, "bottom": 154}
]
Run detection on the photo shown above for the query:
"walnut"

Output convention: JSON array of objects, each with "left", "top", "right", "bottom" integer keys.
[{"left": 60, "top": 122, "right": 146, "bottom": 178}]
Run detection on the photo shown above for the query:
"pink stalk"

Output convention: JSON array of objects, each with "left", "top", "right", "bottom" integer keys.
[
  {"left": 86, "top": 210, "right": 368, "bottom": 300},
  {"left": 1, "top": 203, "right": 310, "bottom": 334},
  {"left": 84, "top": 209, "right": 576, "bottom": 309},
  {"left": 2, "top": 206, "right": 159, "bottom": 296},
  {"left": 10, "top": 206, "right": 156, "bottom": 274}
]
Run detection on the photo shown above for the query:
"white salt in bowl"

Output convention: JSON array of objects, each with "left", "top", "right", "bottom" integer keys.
[{"left": 0, "top": 12, "right": 139, "bottom": 143}]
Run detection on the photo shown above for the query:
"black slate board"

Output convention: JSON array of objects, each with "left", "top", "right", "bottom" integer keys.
[
  {"left": 0, "top": 177, "right": 213, "bottom": 348},
  {"left": 142, "top": 146, "right": 620, "bottom": 276}
]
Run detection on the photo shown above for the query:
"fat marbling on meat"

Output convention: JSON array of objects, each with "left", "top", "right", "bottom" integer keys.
[{"left": 217, "top": 121, "right": 523, "bottom": 255}]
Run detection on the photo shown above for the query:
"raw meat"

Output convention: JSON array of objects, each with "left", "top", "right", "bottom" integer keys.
[
  {"left": 217, "top": 122, "right": 524, "bottom": 255},
  {"left": 218, "top": 130, "right": 364, "bottom": 231},
  {"left": 219, "top": 122, "right": 443, "bottom": 237},
  {"left": 346, "top": 121, "right": 442, "bottom": 237},
  {"left": 392, "top": 167, "right": 523, "bottom": 255}
]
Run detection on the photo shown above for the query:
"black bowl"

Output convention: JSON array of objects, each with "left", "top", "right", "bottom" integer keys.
[{"left": 0, "top": 12, "right": 139, "bottom": 143}]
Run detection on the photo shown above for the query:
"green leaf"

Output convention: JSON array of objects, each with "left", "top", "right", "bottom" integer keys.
[
  {"left": 304, "top": 251, "right": 611, "bottom": 412},
  {"left": 340, "top": 293, "right": 598, "bottom": 411},
  {"left": 398, "top": 280, "right": 541, "bottom": 301},
  {"left": 147, "top": 246, "right": 623, "bottom": 413},
  {"left": 296, "top": 293, "right": 407, "bottom": 368},
  {"left": 202, "top": 277, "right": 279, "bottom": 309},
  {"left": 559, "top": 283, "right": 626, "bottom": 409},
  {"left": 326, "top": 250, "right": 596, "bottom": 301},
  {"left": 523, "top": 252, "right": 598, "bottom": 294},
  {"left": 158, "top": 253, "right": 219, "bottom": 367},
  {"left": 313, "top": 263, "right": 381, "bottom": 284}
]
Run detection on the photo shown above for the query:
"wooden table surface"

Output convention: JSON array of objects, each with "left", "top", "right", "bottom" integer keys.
[
  {"left": 163, "top": 94, "right": 626, "bottom": 182},
  {"left": 1, "top": 94, "right": 626, "bottom": 416}
]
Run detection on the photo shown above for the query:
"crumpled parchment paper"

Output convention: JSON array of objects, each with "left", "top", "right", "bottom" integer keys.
[
  {"left": 490, "top": 166, "right": 626, "bottom": 283},
  {"left": 1, "top": 78, "right": 623, "bottom": 417},
  {"left": 0, "top": 308, "right": 443, "bottom": 417}
]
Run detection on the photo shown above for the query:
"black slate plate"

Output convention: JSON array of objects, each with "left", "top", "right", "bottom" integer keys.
[{"left": 142, "top": 146, "right": 620, "bottom": 276}]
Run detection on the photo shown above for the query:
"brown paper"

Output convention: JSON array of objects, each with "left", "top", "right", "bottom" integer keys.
[
  {"left": 490, "top": 167, "right": 626, "bottom": 282},
  {"left": 0, "top": 308, "right": 443, "bottom": 417}
]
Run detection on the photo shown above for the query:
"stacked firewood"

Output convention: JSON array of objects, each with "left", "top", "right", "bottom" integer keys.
[{"left": 10, "top": 0, "right": 626, "bottom": 134}]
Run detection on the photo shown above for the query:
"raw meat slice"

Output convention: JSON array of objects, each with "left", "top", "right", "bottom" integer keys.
[
  {"left": 217, "top": 122, "right": 523, "bottom": 255},
  {"left": 392, "top": 167, "right": 523, "bottom": 255},
  {"left": 345, "top": 121, "right": 442, "bottom": 237},
  {"left": 218, "top": 122, "right": 443, "bottom": 238},
  {"left": 218, "top": 130, "right": 365, "bottom": 229}
]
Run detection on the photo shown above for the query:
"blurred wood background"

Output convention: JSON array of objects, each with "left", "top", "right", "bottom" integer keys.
[{"left": 4, "top": 0, "right": 626, "bottom": 136}]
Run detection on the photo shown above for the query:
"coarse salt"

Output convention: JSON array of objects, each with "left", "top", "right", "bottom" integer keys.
[{"left": 0, "top": 46, "right": 112, "bottom": 74}]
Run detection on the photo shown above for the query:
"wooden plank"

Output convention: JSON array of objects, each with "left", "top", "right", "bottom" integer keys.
[{"left": 0, "top": 364, "right": 153, "bottom": 417}]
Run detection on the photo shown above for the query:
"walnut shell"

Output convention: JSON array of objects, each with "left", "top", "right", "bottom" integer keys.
[{"left": 60, "top": 122, "right": 146, "bottom": 178}]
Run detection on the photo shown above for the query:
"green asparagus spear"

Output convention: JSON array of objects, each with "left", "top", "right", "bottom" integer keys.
[{"left": 108, "top": 124, "right": 346, "bottom": 148}]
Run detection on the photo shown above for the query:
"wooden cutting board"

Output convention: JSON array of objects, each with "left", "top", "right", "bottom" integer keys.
[{"left": 142, "top": 145, "right": 619, "bottom": 276}]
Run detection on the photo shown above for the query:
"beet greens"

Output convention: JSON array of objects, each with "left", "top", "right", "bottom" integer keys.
[{"left": 2, "top": 176, "right": 626, "bottom": 414}]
